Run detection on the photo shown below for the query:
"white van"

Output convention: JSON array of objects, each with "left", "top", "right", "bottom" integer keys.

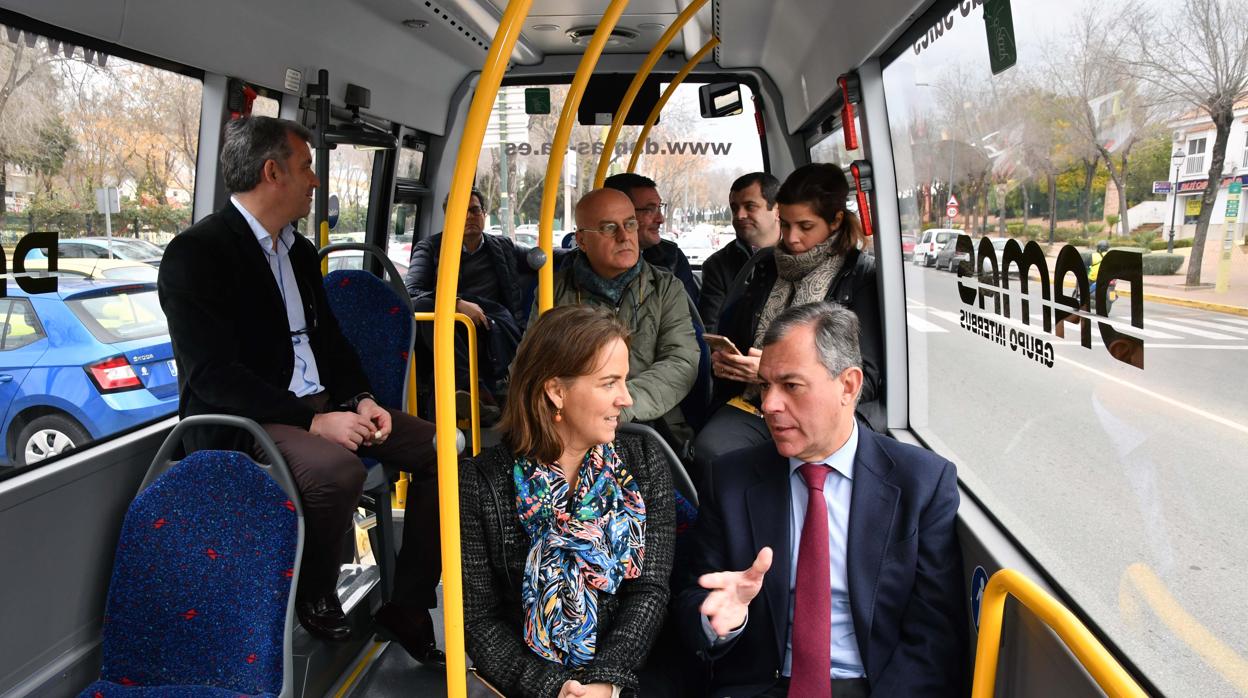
[{"left": 913, "top": 228, "right": 960, "bottom": 267}]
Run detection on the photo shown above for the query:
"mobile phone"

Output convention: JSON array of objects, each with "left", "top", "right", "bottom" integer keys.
[{"left": 704, "top": 333, "right": 741, "bottom": 355}]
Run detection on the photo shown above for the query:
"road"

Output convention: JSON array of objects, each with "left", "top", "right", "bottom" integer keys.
[{"left": 905, "top": 263, "right": 1248, "bottom": 697}]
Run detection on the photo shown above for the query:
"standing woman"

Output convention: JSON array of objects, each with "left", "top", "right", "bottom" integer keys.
[
  {"left": 691, "top": 163, "right": 884, "bottom": 485},
  {"left": 461, "top": 305, "right": 675, "bottom": 698}
]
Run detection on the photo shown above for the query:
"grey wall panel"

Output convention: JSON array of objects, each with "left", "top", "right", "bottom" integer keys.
[{"left": 0, "top": 419, "right": 173, "bottom": 696}]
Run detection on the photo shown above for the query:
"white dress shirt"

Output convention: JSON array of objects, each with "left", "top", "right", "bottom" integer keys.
[{"left": 231, "top": 197, "right": 324, "bottom": 397}]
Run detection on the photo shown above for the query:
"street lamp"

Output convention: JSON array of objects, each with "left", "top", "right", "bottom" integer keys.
[{"left": 1168, "top": 147, "right": 1186, "bottom": 254}]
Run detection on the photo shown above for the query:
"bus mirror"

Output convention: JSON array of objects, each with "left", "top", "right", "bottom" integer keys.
[{"left": 699, "top": 82, "right": 743, "bottom": 118}]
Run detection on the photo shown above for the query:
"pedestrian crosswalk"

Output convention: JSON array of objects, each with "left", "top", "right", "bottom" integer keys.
[{"left": 905, "top": 299, "right": 1248, "bottom": 346}]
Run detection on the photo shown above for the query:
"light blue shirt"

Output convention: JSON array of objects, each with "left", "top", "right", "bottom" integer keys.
[
  {"left": 232, "top": 197, "right": 323, "bottom": 398},
  {"left": 702, "top": 421, "right": 865, "bottom": 680},
  {"left": 783, "top": 420, "right": 864, "bottom": 679}
]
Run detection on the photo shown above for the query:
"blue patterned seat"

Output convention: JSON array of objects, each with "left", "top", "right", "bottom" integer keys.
[{"left": 80, "top": 450, "right": 299, "bottom": 698}]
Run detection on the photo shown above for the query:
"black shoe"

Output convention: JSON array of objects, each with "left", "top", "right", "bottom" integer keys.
[
  {"left": 296, "top": 593, "right": 351, "bottom": 642},
  {"left": 374, "top": 602, "right": 447, "bottom": 669}
]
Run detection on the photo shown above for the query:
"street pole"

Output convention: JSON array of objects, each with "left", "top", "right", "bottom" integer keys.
[{"left": 1168, "top": 150, "right": 1184, "bottom": 254}]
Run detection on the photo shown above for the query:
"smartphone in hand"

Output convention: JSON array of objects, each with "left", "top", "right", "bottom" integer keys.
[{"left": 704, "top": 333, "right": 741, "bottom": 355}]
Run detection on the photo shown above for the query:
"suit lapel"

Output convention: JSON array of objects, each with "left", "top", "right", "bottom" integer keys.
[
  {"left": 745, "top": 450, "right": 792, "bottom": 664},
  {"left": 223, "top": 204, "right": 298, "bottom": 326},
  {"left": 846, "top": 424, "right": 900, "bottom": 673}
]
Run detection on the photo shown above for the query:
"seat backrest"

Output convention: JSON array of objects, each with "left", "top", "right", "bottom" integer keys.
[
  {"left": 99, "top": 450, "right": 298, "bottom": 694},
  {"left": 324, "top": 269, "right": 413, "bottom": 410}
]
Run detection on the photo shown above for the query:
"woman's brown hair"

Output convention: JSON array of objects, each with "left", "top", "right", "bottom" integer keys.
[
  {"left": 775, "top": 162, "right": 865, "bottom": 256},
  {"left": 498, "top": 305, "right": 631, "bottom": 463}
]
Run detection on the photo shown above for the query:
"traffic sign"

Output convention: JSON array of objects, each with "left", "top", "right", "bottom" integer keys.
[{"left": 946, "top": 194, "right": 960, "bottom": 219}]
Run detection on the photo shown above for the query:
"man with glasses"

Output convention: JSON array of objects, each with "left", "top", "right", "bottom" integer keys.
[
  {"left": 605, "top": 172, "right": 700, "bottom": 304},
  {"left": 538, "top": 188, "right": 699, "bottom": 445},
  {"left": 404, "top": 188, "right": 530, "bottom": 419}
]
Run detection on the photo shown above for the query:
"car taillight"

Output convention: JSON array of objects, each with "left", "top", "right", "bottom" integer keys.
[{"left": 86, "top": 355, "right": 143, "bottom": 392}]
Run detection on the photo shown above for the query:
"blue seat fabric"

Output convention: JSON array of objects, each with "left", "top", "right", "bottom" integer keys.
[
  {"left": 84, "top": 451, "right": 297, "bottom": 697},
  {"left": 323, "top": 269, "right": 410, "bottom": 410}
]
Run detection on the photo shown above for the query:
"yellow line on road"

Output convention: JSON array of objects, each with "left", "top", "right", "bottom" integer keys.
[{"left": 1121, "top": 563, "right": 1248, "bottom": 694}]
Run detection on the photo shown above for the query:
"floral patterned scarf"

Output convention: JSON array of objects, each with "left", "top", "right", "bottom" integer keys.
[{"left": 513, "top": 442, "right": 646, "bottom": 666}]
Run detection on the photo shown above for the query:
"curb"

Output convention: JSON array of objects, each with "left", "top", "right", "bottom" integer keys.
[{"left": 1024, "top": 273, "right": 1248, "bottom": 317}]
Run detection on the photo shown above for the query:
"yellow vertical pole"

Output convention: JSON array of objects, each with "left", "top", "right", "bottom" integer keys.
[
  {"left": 592, "top": 0, "right": 709, "bottom": 188},
  {"left": 432, "top": 1, "right": 532, "bottom": 695},
  {"left": 319, "top": 221, "right": 330, "bottom": 275},
  {"left": 536, "top": 0, "right": 633, "bottom": 314},
  {"left": 627, "top": 37, "right": 719, "bottom": 174}
]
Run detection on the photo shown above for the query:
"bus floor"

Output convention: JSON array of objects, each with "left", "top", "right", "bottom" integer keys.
[{"left": 340, "top": 587, "right": 449, "bottom": 696}]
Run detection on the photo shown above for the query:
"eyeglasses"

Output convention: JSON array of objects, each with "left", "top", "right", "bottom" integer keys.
[
  {"left": 466, "top": 206, "right": 485, "bottom": 216},
  {"left": 635, "top": 202, "right": 668, "bottom": 216},
  {"left": 577, "top": 219, "right": 640, "bottom": 237}
]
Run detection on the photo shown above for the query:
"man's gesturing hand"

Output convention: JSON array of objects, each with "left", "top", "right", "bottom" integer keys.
[{"left": 699, "top": 546, "right": 773, "bottom": 637}]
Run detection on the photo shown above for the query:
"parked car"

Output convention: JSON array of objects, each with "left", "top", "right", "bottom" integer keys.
[
  {"left": 514, "top": 232, "right": 538, "bottom": 249},
  {"left": 0, "top": 280, "right": 179, "bottom": 467},
  {"left": 913, "top": 228, "right": 959, "bottom": 267},
  {"left": 679, "top": 230, "right": 717, "bottom": 269},
  {"left": 901, "top": 233, "right": 917, "bottom": 260},
  {"left": 25, "top": 258, "right": 158, "bottom": 282},
  {"left": 57, "top": 237, "right": 165, "bottom": 267}
]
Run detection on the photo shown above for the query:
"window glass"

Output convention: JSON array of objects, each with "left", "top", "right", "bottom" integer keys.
[
  {"left": 3, "top": 300, "right": 44, "bottom": 350},
  {"left": 884, "top": 1, "right": 1248, "bottom": 694},
  {"left": 809, "top": 118, "right": 863, "bottom": 170},
  {"left": 474, "top": 82, "right": 764, "bottom": 259},
  {"left": 67, "top": 288, "right": 167, "bottom": 343},
  {"left": 0, "top": 25, "right": 194, "bottom": 473},
  {"left": 388, "top": 202, "right": 418, "bottom": 271},
  {"left": 397, "top": 146, "right": 425, "bottom": 180}
]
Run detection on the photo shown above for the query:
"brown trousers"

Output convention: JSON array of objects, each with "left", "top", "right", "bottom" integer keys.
[{"left": 261, "top": 393, "right": 439, "bottom": 607}]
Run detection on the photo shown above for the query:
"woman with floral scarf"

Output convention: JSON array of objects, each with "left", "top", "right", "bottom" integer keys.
[
  {"left": 461, "top": 305, "right": 675, "bottom": 698},
  {"left": 691, "top": 163, "right": 885, "bottom": 489}
]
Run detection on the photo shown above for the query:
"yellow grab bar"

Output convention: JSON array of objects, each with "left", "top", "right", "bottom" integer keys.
[
  {"left": 536, "top": 0, "right": 632, "bottom": 314},
  {"left": 627, "top": 36, "right": 719, "bottom": 174},
  {"left": 431, "top": 0, "right": 532, "bottom": 694},
  {"left": 592, "top": 0, "right": 709, "bottom": 188},
  {"left": 412, "top": 311, "right": 482, "bottom": 456},
  {"left": 972, "top": 569, "right": 1147, "bottom": 698},
  {"left": 319, "top": 220, "right": 330, "bottom": 275}
]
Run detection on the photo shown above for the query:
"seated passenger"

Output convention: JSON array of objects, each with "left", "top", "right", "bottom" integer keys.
[
  {"left": 675, "top": 303, "right": 967, "bottom": 697},
  {"left": 692, "top": 163, "right": 883, "bottom": 488},
  {"left": 536, "top": 188, "right": 700, "bottom": 449},
  {"left": 460, "top": 305, "right": 675, "bottom": 698},
  {"left": 157, "top": 116, "right": 444, "bottom": 663},
  {"left": 404, "top": 188, "right": 528, "bottom": 406},
  {"left": 604, "top": 172, "right": 700, "bottom": 304},
  {"left": 699, "top": 172, "right": 781, "bottom": 332}
]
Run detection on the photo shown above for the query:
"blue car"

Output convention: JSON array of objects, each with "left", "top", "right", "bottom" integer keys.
[{"left": 0, "top": 279, "right": 178, "bottom": 467}]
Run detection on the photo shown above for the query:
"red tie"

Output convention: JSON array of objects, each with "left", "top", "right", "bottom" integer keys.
[{"left": 790, "top": 462, "right": 832, "bottom": 698}]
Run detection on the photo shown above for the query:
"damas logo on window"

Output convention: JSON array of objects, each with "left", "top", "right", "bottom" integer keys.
[
  {"left": 953, "top": 235, "right": 1144, "bottom": 369},
  {"left": 3, "top": 232, "right": 59, "bottom": 296}
]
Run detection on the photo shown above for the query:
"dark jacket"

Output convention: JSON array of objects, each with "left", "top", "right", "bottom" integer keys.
[
  {"left": 643, "top": 238, "right": 700, "bottom": 305},
  {"left": 403, "top": 232, "right": 530, "bottom": 327},
  {"left": 697, "top": 238, "right": 755, "bottom": 332},
  {"left": 460, "top": 434, "right": 676, "bottom": 697},
  {"left": 716, "top": 247, "right": 884, "bottom": 430},
  {"left": 157, "top": 204, "right": 370, "bottom": 451},
  {"left": 673, "top": 424, "right": 967, "bottom": 697}
]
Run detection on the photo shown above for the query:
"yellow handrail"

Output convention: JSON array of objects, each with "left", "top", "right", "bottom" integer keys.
[
  {"left": 536, "top": 0, "right": 632, "bottom": 315},
  {"left": 432, "top": 0, "right": 532, "bottom": 694},
  {"left": 319, "top": 221, "right": 330, "bottom": 275},
  {"left": 412, "top": 311, "right": 481, "bottom": 456},
  {"left": 972, "top": 569, "right": 1147, "bottom": 698},
  {"left": 627, "top": 36, "right": 719, "bottom": 174},
  {"left": 592, "top": 0, "right": 709, "bottom": 188}
]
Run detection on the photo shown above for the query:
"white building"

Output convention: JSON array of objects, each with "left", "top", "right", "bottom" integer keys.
[{"left": 1165, "top": 98, "right": 1248, "bottom": 244}]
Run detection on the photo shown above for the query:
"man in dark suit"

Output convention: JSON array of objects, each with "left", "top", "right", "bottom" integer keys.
[
  {"left": 158, "top": 116, "right": 444, "bottom": 664},
  {"left": 675, "top": 302, "right": 966, "bottom": 697}
]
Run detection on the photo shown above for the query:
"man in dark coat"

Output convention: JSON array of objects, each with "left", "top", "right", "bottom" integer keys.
[
  {"left": 158, "top": 117, "right": 444, "bottom": 664},
  {"left": 403, "top": 189, "right": 530, "bottom": 405},
  {"left": 698, "top": 172, "right": 781, "bottom": 332},
  {"left": 605, "top": 172, "right": 700, "bottom": 304}
]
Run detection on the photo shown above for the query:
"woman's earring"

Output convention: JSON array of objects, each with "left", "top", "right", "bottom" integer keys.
[{"left": 554, "top": 408, "right": 563, "bottom": 423}]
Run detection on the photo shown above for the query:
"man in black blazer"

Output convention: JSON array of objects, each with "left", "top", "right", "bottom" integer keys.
[
  {"left": 675, "top": 302, "right": 967, "bottom": 697},
  {"left": 158, "top": 117, "right": 443, "bottom": 663}
]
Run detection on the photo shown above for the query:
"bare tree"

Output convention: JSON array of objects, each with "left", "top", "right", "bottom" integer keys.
[
  {"left": 1121, "top": 0, "right": 1248, "bottom": 284},
  {"left": 0, "top": 32, "right": 60, "bottom": 216}
]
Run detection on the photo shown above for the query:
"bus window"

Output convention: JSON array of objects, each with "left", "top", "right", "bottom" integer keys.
[
  {"left": 808, "top": 116, "right": 863, "bottom": 169},
  {"left": 883, "top": 0, "right": 1248, "bottom": 694},
  {"left": 474, "top": 81, "right": 763, "bottom": 259},
  {"left": 319, "top": 147, "right": 378, "bottom": 271},
  {"left": 0, "top": 24, "right": 199, "bottom": 476}
]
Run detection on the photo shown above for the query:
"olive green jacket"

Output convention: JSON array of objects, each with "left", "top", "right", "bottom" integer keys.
[{"left": 530, "top": 255, "right": 699, "bottom": 424}]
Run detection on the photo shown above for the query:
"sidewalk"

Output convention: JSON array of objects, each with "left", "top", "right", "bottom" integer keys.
[{"left": 1038, "top": 242, "right": 1248, "bottom": 317}]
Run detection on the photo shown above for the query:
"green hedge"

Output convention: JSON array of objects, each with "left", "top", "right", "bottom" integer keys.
[
  {"left": 1142, "top": 253, "right": 1184, "bottom": 275},
  {"left": 1148, "top": 238, "right": 1195, "bottom": 250}
]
